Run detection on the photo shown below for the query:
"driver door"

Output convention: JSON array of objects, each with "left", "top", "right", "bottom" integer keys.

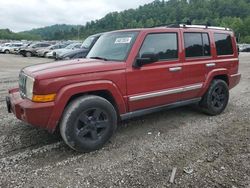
[{"left": 126, "top": 31, "right": 184, "bottom": 111}]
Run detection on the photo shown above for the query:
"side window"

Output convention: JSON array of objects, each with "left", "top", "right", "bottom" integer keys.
[
  {"left": 139, "top": 33, "right": 178, "bottom": 61},
  {"left": 202, "top": 33, "right": 211, "bottom": 56},
  {"left": 42, "top": 44, "right": 50, "bottom": 47},
  {"left": 214, "top": 33, "right": 233, "bottom": 55},
  {"left": 184, "top": 33, "right": 211, "bottom": 58}
]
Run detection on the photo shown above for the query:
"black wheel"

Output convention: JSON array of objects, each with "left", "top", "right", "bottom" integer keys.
[
  {"left": 200, "top": 79, "right": 229, "bottom": 116},
  {"left": 4, "top": 50, "right": 10, "bottom": 54},
  {"left": 26, "top": 51, "right": 32, "bottom": 57},
  {"left": 60, "top": 95, "right": 117, "bottom": 152}
]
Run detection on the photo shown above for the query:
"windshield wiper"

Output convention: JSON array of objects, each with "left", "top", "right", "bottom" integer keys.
[{"left": 89, "top": 56, "right": 108, "bottom": 61}]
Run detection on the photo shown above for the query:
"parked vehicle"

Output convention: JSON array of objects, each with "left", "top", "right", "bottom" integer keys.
[
  {"left": 6, "top": 25, "right": 241, "bottom": 152},
  {"left": 242, "top": 46, "right": 250, "bottom": 52},
  {"left": 46, "top": 43, "right": 81, "bottom": 59},
  {"left": 19, "top": 42, "right": 51, "bottom": 57},
  {"left": 7, "top": 43, "right": 26, "bottom": 54},
  {"left": 36, "top": 43, "right": 69, "bottom": 57},
  {"left": 56, "top": 33, "right": 102, "bottom": 60},
  {"left": 0, "top": 43, "right": 11, "bottom": 53},
  {"left": 238, "top": 44, "right": 250, "bottom": 52},
  {"left": 0, "top": 43, "right": 23, "bottom": 54},
  {"left": 12, "top": 43, "right": 32, "bottom": 54}
]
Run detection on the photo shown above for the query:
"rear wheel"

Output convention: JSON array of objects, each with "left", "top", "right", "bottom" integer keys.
[
  {"left": 60, "top": 95, "right": 117, "bottom": 152},
  {"left": 4, "top": 50, "right": 10, "bottom": 54},
  {"left": 200, "top": 79, "right": 229, "bottom": 116}
]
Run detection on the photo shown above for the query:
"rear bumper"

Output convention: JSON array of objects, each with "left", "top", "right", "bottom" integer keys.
[
  {"left": 7, "top": 89, "right": 55, "bottom": 132},
  {"left": 229, "top": 73, "right": 241, "bottom": 89}
]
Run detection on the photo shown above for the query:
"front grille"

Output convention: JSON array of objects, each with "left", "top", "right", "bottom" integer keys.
[{"left": 19, "top": 72, "right": 27, "bottom": 98}]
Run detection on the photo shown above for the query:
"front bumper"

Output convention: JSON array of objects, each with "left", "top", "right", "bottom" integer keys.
[{"left": 7, "top": 89, "right": 55, "bottom": 131}]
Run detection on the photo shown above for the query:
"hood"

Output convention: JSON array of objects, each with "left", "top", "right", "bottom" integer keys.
[{"left": 23, "top": 58, "right": 126, "bottom": 80}]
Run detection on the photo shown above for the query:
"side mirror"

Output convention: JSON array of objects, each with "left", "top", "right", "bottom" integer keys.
[{"left": 133, "top": 53, "right": 159, "bottom": 68}]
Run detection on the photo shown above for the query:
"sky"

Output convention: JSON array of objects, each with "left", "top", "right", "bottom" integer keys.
[{"left": 0, "top": 0, "right": 153, "bottom": 32}]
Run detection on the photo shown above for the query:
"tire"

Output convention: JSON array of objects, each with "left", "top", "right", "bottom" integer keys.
[
  {"left": 43, "top": 52, "right": 48, "bottom": 57},
  {"left": 4, "top": 50, "right": 10, "bottom": 54},
  {"left": 60, "top": 95, "right": 117, "bottom": 152},
  {"left": 25, "top": 51, "right": 32, "bottom": 57},
  {"left": 200, "top": 79, "right": 229, "bottom": 116}
]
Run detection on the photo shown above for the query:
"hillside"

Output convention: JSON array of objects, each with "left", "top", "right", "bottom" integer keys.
[
  {"left": 20, "top": 24, "right": 79, "bottom": 40},
  {"left": 0, "top": 29, "right": 41, "bottom": 40},
  {"left": 2, "top": 0, "right": 250, "bottom": 42}
]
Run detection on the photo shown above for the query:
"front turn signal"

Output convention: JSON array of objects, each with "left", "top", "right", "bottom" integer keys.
[{"left": 32, "top": 94, "right": 56, "bottom": 102}]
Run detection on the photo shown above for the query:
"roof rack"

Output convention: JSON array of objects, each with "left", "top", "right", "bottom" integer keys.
[{"left": 167, "top": 24, "right": 232, "bottom": 31}]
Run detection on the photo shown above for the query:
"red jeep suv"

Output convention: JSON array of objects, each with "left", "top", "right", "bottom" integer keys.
[{"left": 6, "top": 24, "right": 241, "bottom": 152}]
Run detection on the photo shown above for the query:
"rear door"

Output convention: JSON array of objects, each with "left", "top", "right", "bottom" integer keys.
[
  {"left": 126, "top": 31, "right": 184, "bottom": 111},
  {"left": 179, "top": 31, "right": 212, "bottom": 100}
]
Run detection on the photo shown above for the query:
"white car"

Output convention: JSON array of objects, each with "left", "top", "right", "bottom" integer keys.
[
  {"left": 0, "top": 43, "right": 23, "bottom": 54},
  {"left": 46, "top": 43, "right": 81, "bottom": 58},
  {"left": 0, "top": 43, "right": 11, "bottom": 53}
]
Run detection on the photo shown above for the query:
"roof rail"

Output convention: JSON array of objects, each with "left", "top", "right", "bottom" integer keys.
[{"left": 167, "top": 24, "right": 232, "bottom": 31}]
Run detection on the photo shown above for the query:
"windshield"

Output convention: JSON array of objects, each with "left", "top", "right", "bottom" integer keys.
[
  {"left": 87, "top": 31, "right": 138, "bottom": 61},
  {"left": 81, "top": 36, "right": 95, "bottom": 49}
]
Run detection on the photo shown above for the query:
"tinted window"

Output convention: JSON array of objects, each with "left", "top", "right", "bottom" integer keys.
[
  {"left": 184, "top": 33, "right": 211, "bottom": 58},
  {"left": 40, "top": 43, "right": 50, "bottom": 47},
  {"left": 214, "top": 33, "right": 233, "bottom": 55},
  {"left": 139, "top": 33, "right": 178, "bottom": 60},
  {"left": 202, "top": 33, "right": 211, "bottom": 56}
]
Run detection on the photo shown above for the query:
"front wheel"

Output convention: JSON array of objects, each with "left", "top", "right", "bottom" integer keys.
[
  {"left": 60, "top": 95, "right": 117, "bottom": 152},
  {"left": 200, "top": 79, "right": 229, "bottom": 116},
  {"left": 25, "top": 51, "right": 32, "bottom": 57}
]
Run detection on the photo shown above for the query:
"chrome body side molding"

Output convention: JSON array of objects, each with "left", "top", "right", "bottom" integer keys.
[{"left": 129, "top": 83, "right": 203, "bottom": 102}]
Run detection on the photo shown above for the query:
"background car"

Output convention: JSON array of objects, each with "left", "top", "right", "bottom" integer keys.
[
  {"left": 239, "top": 44, "right": 250, "bottom": 52},
  {"left": 19, "top": 42, "right": 52, "bottom": 57},
  {"left": 56, "top": 33, "right": 102, "bottom": 60},
  {"left": 46, "top": 43, "right": 81, "bottom": 59},
  {"left": 0, "top": 43, "right": 23, "bottom": 54},
  {"left": 13, "top": 43, "right": 32, "bottom": 54},
  {"left": 36, "top": 43, "right": 69, "bottom": 57},
  {"left": 242, "top": 46, "right": 250, "bottom": 52},
  {"left": 7, "top": 43, "right": 26, "bottom": 54},
  {"left": 0, "top": 43, "right": 11, "bottom": 53}
]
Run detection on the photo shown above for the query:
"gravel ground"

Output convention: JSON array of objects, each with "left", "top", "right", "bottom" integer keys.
[{"left": 0, "top": 54, "right": 249, "bottom": 188}]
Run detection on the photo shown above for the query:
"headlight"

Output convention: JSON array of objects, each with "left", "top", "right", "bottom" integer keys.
[
  {"left": 25, "top": 75, "right": 35, "bottom": 100},
  {"left": 19, "top": 72, "right": 56, "bottom": 102}
]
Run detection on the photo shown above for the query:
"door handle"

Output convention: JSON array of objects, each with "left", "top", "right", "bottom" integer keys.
[
  {"left": 206, "top": 63, "right": 216, "bottom": 67},
  {"left": 169, "top": 67, "right": 182, "bottom": 72}
]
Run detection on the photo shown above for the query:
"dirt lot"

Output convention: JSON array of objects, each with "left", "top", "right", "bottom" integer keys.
[{"left": 0, "top": 54, "right": 249, "bottom": 188}]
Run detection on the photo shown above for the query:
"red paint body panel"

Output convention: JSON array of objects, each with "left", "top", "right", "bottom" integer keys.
[
  {"left": 9, "top": 90, "right": 54, "bottom": 129},
  {"left": 7, "top": 27, "right": 241, "bottom": 132}
]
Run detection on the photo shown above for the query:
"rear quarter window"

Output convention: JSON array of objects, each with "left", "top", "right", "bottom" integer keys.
[{"left": 214, "top": 33, "right": 233, "bottom": 56}]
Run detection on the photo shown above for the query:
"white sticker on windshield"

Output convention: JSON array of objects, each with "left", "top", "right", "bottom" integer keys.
[{"left": 115, "top": 37, "right": 132, "bottom": 44}]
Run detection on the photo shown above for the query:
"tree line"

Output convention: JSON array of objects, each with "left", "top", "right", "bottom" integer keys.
[{"left": 1, "top": 0, "right": 250, "bottom": 43}]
